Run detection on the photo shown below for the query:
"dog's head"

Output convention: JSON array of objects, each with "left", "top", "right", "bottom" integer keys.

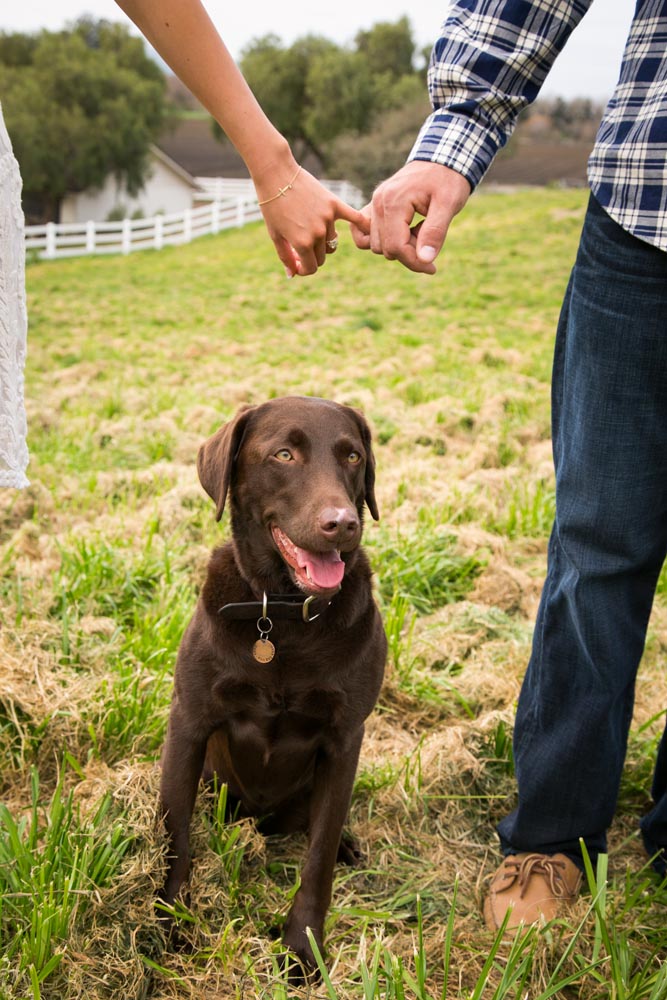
[{"left": 197, "top": 396, "right": 379, "bottom": 597}]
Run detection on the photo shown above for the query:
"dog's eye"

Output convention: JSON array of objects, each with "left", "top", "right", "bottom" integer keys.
[
  {"left": 275, "top": 449, "right": 293, "bottom": 462},
  {"left": 347, "top": 451, "right": 361, "bottom": 465}
]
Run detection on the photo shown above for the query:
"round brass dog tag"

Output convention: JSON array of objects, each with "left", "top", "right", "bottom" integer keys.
[{"left": 253, "top": 638, "right": 275, "bottom": 664}]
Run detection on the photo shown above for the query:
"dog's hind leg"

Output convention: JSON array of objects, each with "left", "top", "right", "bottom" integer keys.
[{"left": 337, "top": 830, "right": 364, "bottom": 866}]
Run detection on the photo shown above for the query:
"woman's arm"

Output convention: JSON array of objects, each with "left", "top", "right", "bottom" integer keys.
[{"left": 115, "top": 0, "right": 367, "bottom": 275}]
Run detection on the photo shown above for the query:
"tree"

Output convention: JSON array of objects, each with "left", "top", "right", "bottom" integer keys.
[
  {"left": 0, "top": 20, "right": 167, "bottom": 221},
  {"left": 237, "top": 34, "right": 338, "bottom": 164},
  {"left": 355, "top": 17, "right": 416, "bottom": 80},
  {"left": 238, "top": 18, "right": 426, "bottom": 170},
  {"left": 328, "top": 96, "right": 431, "bottom": 199},
  {"left": 304, "top": 50, "right": 376, "bottom": 149},
  {"left": 418, "top": 43, "right": 434, "bottom": 81}
]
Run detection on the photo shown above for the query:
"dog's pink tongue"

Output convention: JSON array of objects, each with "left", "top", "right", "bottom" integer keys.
[{"left": 296, "top": 547, "right": 345, "bottom": 589}]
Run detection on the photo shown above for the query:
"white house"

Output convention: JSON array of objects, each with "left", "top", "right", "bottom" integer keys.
[{"left": 60, "top": 144, "right": 199, "bottom": 224}]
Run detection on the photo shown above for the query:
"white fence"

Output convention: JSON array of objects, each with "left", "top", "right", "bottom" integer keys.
[
  {"left": 24, "top": 196, "right": 262, "bottom": 261},
  {"left": 24, "top": 178, "right": 364, "bottom": 261}
]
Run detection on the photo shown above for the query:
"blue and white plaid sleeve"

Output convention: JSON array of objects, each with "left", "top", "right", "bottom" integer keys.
[{"left": 409, "top": 0, "right": 593, "bottom": 188}]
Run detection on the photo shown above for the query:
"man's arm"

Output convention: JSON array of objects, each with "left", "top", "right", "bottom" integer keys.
[{"left": 352, "top": 0, "right": 592, "bottom": 272}]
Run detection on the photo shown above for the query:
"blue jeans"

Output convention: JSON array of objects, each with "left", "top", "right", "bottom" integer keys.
[{"left": 498, "top": 194, "right": 667, "bottom": 874}]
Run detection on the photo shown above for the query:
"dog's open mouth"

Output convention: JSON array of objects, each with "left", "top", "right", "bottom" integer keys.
[{"left": 271, "top": 526, "right": 345, "bottom": 595}]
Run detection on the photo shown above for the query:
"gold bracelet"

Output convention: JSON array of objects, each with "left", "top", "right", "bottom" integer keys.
[{"left": 257, "top": 166, "right": 302, "bottom": 206}]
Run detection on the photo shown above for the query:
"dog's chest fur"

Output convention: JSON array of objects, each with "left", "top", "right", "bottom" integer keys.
[{"left": 213, "top": 671, "right": 348, "bottom": 745}]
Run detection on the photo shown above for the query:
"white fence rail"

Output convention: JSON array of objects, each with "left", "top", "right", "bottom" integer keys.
[
  {"left": 24, "top": 178, "right": 364, "bottom": 261},
  {"left": 25, "top": 196, "right": 263, "bottom": 261}
]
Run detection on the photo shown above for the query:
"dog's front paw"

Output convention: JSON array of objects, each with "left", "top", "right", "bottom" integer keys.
[
  {"left": 155, "top": 888, "right": 176, "bottom": 931},
  {"left": 279, "top": 949, "right": 319, "bottom": 986},
  {"left": 156, "top": 883, "right": 194, "bottom": 953},
  {"left": 281, "top": 910, "right": 324, "bottom": 982}
]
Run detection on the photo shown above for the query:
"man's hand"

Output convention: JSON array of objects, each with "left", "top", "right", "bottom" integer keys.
[{"left": 350, "top": 161, "right": 472, "bottom": 274}]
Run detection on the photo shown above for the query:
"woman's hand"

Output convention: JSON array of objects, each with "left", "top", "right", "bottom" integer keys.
[{"left": 257, "top": 166, "right": 370, "bottom": 277}]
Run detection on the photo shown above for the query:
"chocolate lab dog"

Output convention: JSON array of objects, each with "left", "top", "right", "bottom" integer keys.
[{"left": 159, "top": 396, "right": 386, "bottom": 974}]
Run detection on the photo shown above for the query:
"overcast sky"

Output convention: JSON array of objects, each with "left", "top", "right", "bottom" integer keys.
[{"left": 2, "top": 0, "right": 634, "bottom": 101}]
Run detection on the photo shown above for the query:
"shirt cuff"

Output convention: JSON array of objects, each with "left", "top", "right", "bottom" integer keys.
[{"left": 408, "top": 110, "right": 504, "bottom": 190}]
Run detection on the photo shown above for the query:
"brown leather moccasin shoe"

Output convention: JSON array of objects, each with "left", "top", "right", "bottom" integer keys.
[{"left": 483, "top": 852, "right": 583, "bottom": 933}]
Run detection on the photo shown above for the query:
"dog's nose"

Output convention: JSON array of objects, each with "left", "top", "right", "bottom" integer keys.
[{"left": 318, "top": 506, "right": 360, "bottom": 541}]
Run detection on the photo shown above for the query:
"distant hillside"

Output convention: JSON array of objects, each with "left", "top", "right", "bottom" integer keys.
[
  {"left": 484, "top": 139, "right": 592, "bottom": 188},
  {"left": 158, "top": 104, "right": 595, "bottom": 189},
  {"left": 482, "top": 99, "right": 600, "bottom": 187}
]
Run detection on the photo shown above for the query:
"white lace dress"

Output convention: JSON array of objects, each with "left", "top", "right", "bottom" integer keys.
[{"left": 0, "top": 104, "right": 29, "bottom": 488}]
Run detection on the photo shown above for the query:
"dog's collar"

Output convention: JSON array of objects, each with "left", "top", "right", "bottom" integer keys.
[{"left": 218, "top": 592, "right": 331, "bottom": 624}]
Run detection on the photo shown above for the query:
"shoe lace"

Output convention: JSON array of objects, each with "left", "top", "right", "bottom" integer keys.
[{"left": 501, "top": 854, "right": 569, "bottom": 899}]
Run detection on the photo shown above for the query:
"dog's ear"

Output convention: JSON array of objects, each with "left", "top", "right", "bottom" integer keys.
[
  {"left": 197, "top": 407, "right": 255, "bottom": 521},
  {"left": 349, "top": 407, "right": 379, "bottom": 521}
]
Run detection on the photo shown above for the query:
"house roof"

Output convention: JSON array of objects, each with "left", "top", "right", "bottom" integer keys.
[
  {"left": 157, "top": 118, "right": 248, "bottom": 178},
  {"left": 149, "top": 143, "right": 201, "bottom": 188}
]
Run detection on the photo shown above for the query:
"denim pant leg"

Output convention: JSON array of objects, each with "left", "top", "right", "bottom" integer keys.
[
  {"left": 498, "top": 195, "right": 667, "bottom": 868},
  {"left": 640, "top": 717, "right": 667, "bottom": 873}
]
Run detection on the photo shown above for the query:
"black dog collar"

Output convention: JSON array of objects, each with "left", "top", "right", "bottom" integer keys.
[{"left": 218, "top": 592, "right": 330, "bottom": 624}]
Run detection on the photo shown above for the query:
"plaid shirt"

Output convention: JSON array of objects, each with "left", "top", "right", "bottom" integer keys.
[{"left": 409, "top": 0, "right": 667, "bottom": 250}]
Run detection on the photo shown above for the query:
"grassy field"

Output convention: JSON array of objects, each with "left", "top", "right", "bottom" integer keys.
[{"left": 2, "top": 188, "right": 667, "bottom": 999}]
